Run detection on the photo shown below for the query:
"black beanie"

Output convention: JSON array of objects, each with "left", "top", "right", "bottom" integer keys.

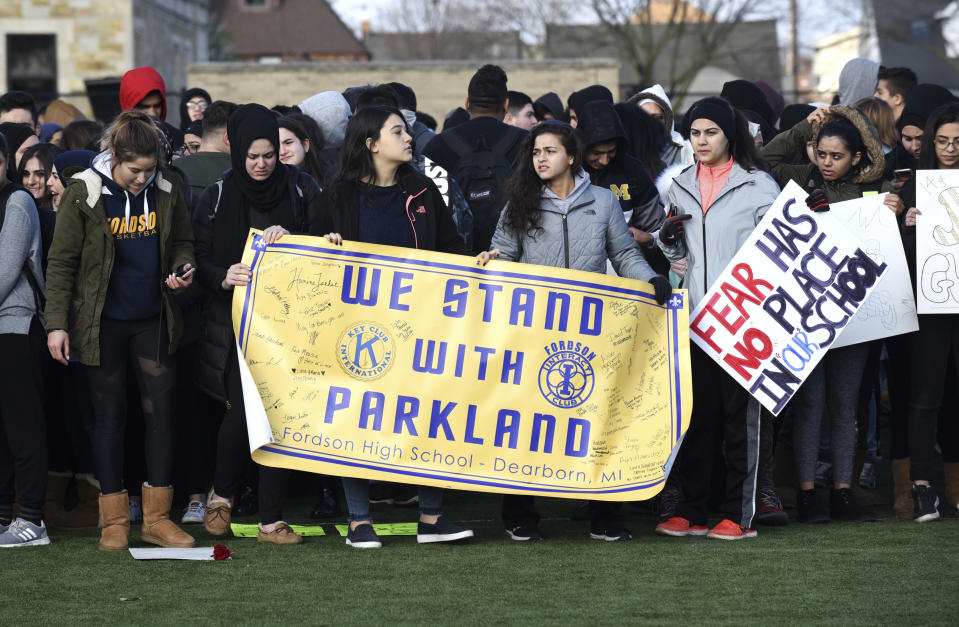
[
  {"left": 682, "top": 97, "right": 738, "bottom": 143},
  {"left": 897, "top": 83, "right": 958, "bottom": 132},
  {"left": 468, "top": 64, "right": 508, "bottom": 111},
  {"left": 568, "top": 85, "right": 614, "bottom": 116},
  {"left": 780, "top": 103, "right": 815, "bottom": 132},
  {"left": 721, "top": 80, "right": 775, "bottom": 128}
]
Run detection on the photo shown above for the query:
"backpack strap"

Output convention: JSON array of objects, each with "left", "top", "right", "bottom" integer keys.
[
  {"left": 442, "top": 127, "right": 474, "bottom": 157},
  {"left": 490, "top": 129, "right": 520, "bottom": 155}
]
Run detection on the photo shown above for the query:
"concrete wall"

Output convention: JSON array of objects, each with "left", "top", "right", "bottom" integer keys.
[
  {"left": 188, "top": 59, "right": 620, "bottom": 123},
  {"left": 0, "top": 0, "right": 134, "bottom": 114}
]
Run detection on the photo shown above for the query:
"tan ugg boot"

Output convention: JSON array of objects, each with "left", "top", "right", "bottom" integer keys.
[
  {"left": 140, "top": 484, "right": 195, "bottom": 548},
  {"left": 892, "top": 458, "right": 912, "bottom": 519},
  {"left": 944, "top": 462, "right": 959, "bottom": 512},
  {"left": 98, "top": 490, "right": 131, "bottom": 551}
]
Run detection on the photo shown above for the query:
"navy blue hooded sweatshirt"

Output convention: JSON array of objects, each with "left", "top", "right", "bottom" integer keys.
[{"left": 92, "top": 150, "right": 161, "bottom": 320}]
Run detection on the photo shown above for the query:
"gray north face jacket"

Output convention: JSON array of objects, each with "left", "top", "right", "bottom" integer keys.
[{"left": 490, "top": 170, "right": 657, "bottom": 280}]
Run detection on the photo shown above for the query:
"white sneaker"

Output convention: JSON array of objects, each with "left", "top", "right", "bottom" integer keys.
[
  {"left": 181, "top": 500, "right": 206, "bottom": 524},
  {"left": 0, "top": 518, "right": 50, "bottom": 547}
]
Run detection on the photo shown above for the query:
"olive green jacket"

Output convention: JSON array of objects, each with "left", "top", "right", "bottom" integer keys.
[
  {"left": 763, "top": 115, "right": 894, "bottom": 202},
  {"left": 44, "top": 167, "right": 195, "bottom": 366}
]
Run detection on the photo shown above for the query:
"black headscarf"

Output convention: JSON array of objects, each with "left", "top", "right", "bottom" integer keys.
[
  {"left": 179, "top": 87, "right": 212, "bottom": 130},
  {"left": 226, "top": 103, "right": 289, "bottom": 212},
  {"left": 0, "top": 122, "right": 36, "bottom": 181}
]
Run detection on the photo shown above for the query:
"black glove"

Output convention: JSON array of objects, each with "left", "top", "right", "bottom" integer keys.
[
  {"left": 659, "top": 209, "right": 693, "bottom": 246},
  {"left": 806, "top": 188, "right": 830, "bottom": 212},
  {"left": 650, "top": 275, "right": 672, "bottom": 306}
]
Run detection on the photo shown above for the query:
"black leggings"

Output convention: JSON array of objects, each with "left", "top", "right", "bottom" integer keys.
[
  {"left": 86, "top": 316, "right": 176, "bottom": 494},
  {"left": 0, "top": 318, "right": 48, "bottom": 522},
  {"left": 212, "top": 350, "right": 289, "bottom": 524},
  {"left": 908, "top": 314, "right": 959, "bottom": 481}
]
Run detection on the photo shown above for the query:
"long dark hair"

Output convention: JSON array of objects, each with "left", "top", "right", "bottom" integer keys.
[
  {"left": 730, "top": 109, "right": 769, "bottom": 172},
  {"left": 614, "top": 102, "right": 666, "bottom": 177},
  {"left": 336, "top": 106, "right": 405, "bottom": 187},
  {"left": 502, "top": 121, "right": 582, "bottom": 236},
  {"left": 18, "top": 142, "right": 63, "bottom": 204},
  {"left": 919, "top": 103, "right": 959, "bottom": 169},
  {"left": 279, "top": 115, "right": 327, "bottom": 189}
]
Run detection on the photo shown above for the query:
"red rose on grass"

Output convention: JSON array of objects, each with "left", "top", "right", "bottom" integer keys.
[{"left": 213, "top": 544, "right": 232, "bottom": 560}]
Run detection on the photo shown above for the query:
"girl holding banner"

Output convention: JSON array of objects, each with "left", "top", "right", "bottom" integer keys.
[
  {"left": 903, "top": 102, "right": 959, "bottom": 521},
  {"left": 654, "top": 97, "right": 779, "bottom": 540},
  {"left": 478, "top": 121, "right": 672, "bottom": 542},
  {"left": 313, "top": 105, "right": 474, "bottom": 549},
  {"left": 763, "top": 104, "right": 900, "bottom": 524},
  {"left": 194, "top": 103, "right": 323, "bottom": 545}
]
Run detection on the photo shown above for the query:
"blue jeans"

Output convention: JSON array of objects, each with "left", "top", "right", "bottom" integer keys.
[{"left": 342, "top": 478, "right": 443, "bottom": 521}]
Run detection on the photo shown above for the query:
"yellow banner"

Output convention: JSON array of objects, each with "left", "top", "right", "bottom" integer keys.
[{"left": 233, "top": 231, "right": 692, "bottom": 501}]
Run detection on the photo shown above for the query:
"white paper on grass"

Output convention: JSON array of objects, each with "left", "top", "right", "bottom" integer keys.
[
  {"left": 915, "top": 169, "right": 959, "bottom": 313},
  {"left": 237, "top": 341, "right": 274, "bottom": 454},
  {"left": 829, "top": 194, "right": 918, "bottom": 348},
  {"left": 689, "top": 181, "right": 890, "bottom": 415},
  {"left": 129, "top": 547, "right": 219, "bottom": 560}
]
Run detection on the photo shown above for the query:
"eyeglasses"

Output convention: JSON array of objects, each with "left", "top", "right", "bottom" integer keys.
[
  {"left": 183, "top": 141, "right": 201, "bottom": 154},
  {"left": 185, "top": 100, "right": 208, "bottom": 110},
  {"left": 934, "top": 137, "right": 959, "bottom": 149}
]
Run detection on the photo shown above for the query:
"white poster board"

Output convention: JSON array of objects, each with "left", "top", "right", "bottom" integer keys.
[
  {"left": 690, "top": 181, "right": 889, "bottom": 415},
  {"left": 916, "top": 169, "right": 959, "bottom": 313},
  {"left": 830, "top": 194, "right": 918, "bottom": 347}
]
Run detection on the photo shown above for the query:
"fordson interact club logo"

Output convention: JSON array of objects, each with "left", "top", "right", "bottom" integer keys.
[
  {"left": 538, "top": 341, "right": 596, "bottom": 409},
  {"left": 337, "top": 322, "right": 395, "bottom": 380}
]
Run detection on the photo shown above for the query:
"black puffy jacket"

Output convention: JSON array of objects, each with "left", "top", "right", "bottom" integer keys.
[{"left": 192, "top": 165, "right": 322, "bottom": 403}]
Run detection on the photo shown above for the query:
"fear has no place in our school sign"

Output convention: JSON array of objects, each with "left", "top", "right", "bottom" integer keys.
[{"left": 232, "top": 231, "right": 691, "bottom": 501}]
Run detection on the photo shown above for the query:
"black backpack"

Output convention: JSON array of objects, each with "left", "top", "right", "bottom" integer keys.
[
  {"left": 442, "top": 129, "right": 520, "bottom": 254},
  {"left": 0, "top": 183, "right": 47, "bottom": 312}
]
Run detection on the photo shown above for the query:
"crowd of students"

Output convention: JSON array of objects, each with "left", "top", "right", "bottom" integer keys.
[{"left": 1, "top": 57, "right": 957, "bottom": 549}]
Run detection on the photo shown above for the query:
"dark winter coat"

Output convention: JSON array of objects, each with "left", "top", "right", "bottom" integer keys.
[
  {"left": 309, "top": 165, "right": 468, "bottom": 255},
  {"left": 192, "top": 166, "right": 322, "bottom": 402},
  {"left": 44, "top": 167, "right": 195, "bottom": 366}
]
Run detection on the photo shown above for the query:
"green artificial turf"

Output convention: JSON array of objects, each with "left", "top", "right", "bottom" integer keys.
[{"left": 4, "top": 491, "right": 957, "bottom": 625}]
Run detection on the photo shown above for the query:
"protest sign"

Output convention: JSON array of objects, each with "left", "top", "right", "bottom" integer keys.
[
  {"left": 233, "top": 231, "right": 692, "bottom": 501},
  {"left": 829, "top": 194, "right": 918, "bottom": 348},
  {"left": 916, "top": 169, "right": 959, "bottom": 313},
  {"left": 689, "top": 181, "right": 889, "bottom": 415}
]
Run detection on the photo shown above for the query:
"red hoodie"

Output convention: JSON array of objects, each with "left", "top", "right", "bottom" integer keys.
[{"left": 119, "top": 66, "right": 167, "bottom": 122}]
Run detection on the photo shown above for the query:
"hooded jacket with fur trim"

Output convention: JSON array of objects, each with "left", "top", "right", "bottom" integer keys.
[{"left": 763, "top": 105, "right": 893, "bottom": 202}]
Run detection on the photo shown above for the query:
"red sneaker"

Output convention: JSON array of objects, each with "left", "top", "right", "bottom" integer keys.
[
  {"left": 707, "top": 519, "right": 758, "bottom": 540},
  {"left": 655, "top": 517, "right": 708, "bottom": 537}
]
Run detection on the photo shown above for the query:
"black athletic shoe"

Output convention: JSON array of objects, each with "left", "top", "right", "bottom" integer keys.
[
  {"left": 797, "top": 489, "right": 831, "bottom": 523},
  {"left": 589, "top": 525, "right": 632, "bottom": 542},
  {"left": 912, "top": 484, "right": 941, "bottom": 523},
  {"left": 830, "top": 488, "right": 877, "bottom": 522},
  {"left": 345, "top": 523, "right": 382, "bottom": 549},
  {"left": 417, "top": 517, "right": 474, "bottom": 544},
  {"left": 655, "top": 486, "right": 681, "bottom": 524},
  {"left": 505, "top": 526, "right": 543, "bottom": 541}
]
